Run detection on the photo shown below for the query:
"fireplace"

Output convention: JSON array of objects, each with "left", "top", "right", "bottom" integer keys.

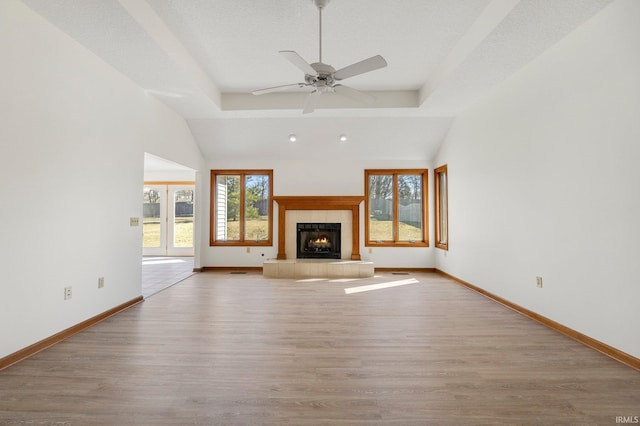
[
  {"left": 273, "top": 196, "right": 363, "bottom": 260},
  {"left": 296, "top": 223, "right": 341, "bottom": 259}
]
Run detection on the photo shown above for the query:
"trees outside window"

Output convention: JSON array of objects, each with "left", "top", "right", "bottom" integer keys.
[
  {"left": 365, "top": 169, "right": 428, "bottom": 247},
  {"left": 210, "top": 170, "right": 273, "bottom": 246}
]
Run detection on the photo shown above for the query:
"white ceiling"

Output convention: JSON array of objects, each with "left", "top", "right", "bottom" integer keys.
[
  {"left": 22, "top": 0, "right": 614, "bottom": 162},
  {"left": 144, "top": 152, "right": 195, "bottom": 173}
]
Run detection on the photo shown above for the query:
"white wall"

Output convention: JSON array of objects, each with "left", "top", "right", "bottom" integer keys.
[
  {"left": 0, "top": 0, "right": 203, "bottom": 359},
  {"left": 202, "top": 156, "right": 435, "bottom": 268},
  {"left": 434, "top": 0, "right": 640, "bottom": 358}
]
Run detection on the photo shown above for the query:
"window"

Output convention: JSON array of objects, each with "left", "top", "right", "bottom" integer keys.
[
  {"left": 210, "top": 170, "right": 273, "bottom": 246},
  {"left": 435, "top": 164, "right": 448, "bottom": 250},
  {"left": 365, "top": 169, "right": 428, "bottom": 247}
]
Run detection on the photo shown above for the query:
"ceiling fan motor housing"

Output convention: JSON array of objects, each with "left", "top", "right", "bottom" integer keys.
[
  {"left": 313, "top": 0, "right": 331, "bottom": 9},
  {"left": 305, "top": 62, "right": 336, "bottom": 88}
]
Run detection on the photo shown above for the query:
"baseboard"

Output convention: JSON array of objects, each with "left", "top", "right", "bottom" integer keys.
[
  {"left": 375, "top": 267, "right": 437, "bottom": 273},
  {"left": 436, "top": 269, "right": 640, "bottom": 372},
  {"left": 0, "top": 296, "right": 143, "bottom": 371},
  {"left": 202, "top": 267, "right": 439, "bottom": 273},
  {"left": 201, "top": 266, "right": 437, "bottom": 274},
  {"left": 201, "top": 266, "right": 263, "bottom": 272}
]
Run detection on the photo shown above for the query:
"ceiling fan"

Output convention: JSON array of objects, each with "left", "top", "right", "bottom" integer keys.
[{"left": 251, "top": 0, "right": 388, "bottom": 114}]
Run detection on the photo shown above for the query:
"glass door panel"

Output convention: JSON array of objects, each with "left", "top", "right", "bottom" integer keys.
[
  {"left": 168, "top": 185, "right": 194, "bottom": 256},
  {"left": 143, "top": 185, "right": 166, "bottom": 255},
  {"left": 143, "top": 184, "right": 194, "bottom": 256}
]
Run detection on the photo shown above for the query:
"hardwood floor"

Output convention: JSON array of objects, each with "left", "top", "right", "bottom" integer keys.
[{"left": 1, "top": 271, "right": 638, "bottom": 425}]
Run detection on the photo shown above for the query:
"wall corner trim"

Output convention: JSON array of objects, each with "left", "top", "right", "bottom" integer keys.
[
  {"left": 435, "top": 269, "right": 640, "bottom": 372},
  {"left": 0, "top": 296, "right": 144, "bottom": 371}
]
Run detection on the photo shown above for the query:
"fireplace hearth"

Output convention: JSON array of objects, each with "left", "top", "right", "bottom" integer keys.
[{"left": 297, "top": 223, "right": 341, "bottom": 259}]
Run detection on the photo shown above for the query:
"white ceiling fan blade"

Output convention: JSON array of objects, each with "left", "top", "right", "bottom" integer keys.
[
  {"left": 280, "top": 51, "right": 318, "bottom": 76},
  {"left": 334, "top": 55, "right": 387, "bottom": 81},
  {"left": 302, "top": 91, "right": 322, "bottom": 114},
  {"left": 333, "top": 84, "right": 376, "bottom": 105},
  {"left": 252, "top": 83, "right": 309, "bottom": 95}
]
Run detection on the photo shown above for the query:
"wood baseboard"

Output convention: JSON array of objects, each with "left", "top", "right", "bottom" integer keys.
[
  {"left": 0, "top": 296, "right": 143, "bottom": 371},
  {"left": 436, "top": 269, "right": 640, "bottom": 372},
  {"left": 201, "top": 266, "right": 263, "bottom": 272},
  {"left": 375, "top": 267, "right": 437, "bottom": 273}
]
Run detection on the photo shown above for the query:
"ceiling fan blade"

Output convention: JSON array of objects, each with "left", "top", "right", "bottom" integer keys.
[
  {"left": 333, "top": 84, "right": 376, "bottom": 105},
  {"left": 334, "top": 55, "right": 387, "bottom": 81},
  {"left": 302, "top": 91, "right": 322, "bottom": 114},
  {"left": 252, "top": 83, "right": 309, "bottom": 95},
  {"left": 280, "top": 51, "right": 318, "bottom": 76}
]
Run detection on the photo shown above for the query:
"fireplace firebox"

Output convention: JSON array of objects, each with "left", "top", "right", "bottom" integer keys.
[{"left": 296, "top": 223, "right": 341, "bottom": 259}]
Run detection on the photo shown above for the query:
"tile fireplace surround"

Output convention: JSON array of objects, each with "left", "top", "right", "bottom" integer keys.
[
  {"left": 265, "top": 196, "right": 374, "bottom": 279},
  {"left": 272, "top": 196, "right": 364, "bottom": 261}
]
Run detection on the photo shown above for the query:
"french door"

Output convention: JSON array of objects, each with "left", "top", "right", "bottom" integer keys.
[{"left": 143, "top": 183, "right": 195, "bottom": 256}]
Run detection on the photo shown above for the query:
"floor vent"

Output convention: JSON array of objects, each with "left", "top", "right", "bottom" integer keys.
[
  {"left": 230, "top": 271, "right": 247, "bottom": 275},
  {"left": 392, "top": 272, "right": 409, "bottom": 275}
]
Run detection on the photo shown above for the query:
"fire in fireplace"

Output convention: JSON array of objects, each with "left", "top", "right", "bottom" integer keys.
[{"left": 296, "top": 223, "right": 341, "bottom": 259}]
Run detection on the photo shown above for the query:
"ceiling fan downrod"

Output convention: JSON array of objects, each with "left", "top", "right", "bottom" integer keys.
[
  {"left": 313, "top": 0, "right": 330, "bottom": 63},
  {"left": 319, "top": 5, "right": 323, "bottom": 63}
]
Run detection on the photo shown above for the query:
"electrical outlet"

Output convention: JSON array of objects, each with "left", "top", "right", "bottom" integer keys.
[
  {"left": 536, "top": 276, "right": 543, "bottom": 288},
  {"left": 98, "top": 277, "right": 104, "bottom": 289},
  {"left": 64, "top": 286, "right": 72, "bottom": 300},
  {"left": 246, "top": 247, "right": 251, "bottom": 254},
  {"left": 130, "top": 217, "right": 139, "bottom": 227}
]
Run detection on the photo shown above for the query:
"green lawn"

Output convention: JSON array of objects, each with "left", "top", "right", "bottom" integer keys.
[
  {"left": 143, "top": 217, "right": 193, "bottom": 247},
  {"left": 223, "top": 217, "right": 269, "bottom": 241},
  {"left": 144, "top": 217, "right": 422, "bottom": 246},
  {"left": 369, "top": 220, "right": 423, "bottom": 242}
]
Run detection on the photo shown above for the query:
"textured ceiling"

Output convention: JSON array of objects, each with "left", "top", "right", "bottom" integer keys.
[
  {"left": 147, "top": 0, "right": 489, "bottom": 92},
  {"left": 20, "top": 0, "right": 615, "bottom": 161}
]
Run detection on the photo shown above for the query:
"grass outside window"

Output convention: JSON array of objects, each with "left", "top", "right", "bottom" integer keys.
[
  {"left": 365, "top": 169, "right": 428, "bottom": 247},
  {"left": 210, "top": 170, "right": 273, "bottom": 246}
]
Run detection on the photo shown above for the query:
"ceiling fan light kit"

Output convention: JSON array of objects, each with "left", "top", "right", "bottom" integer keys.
[{"left": 252, "top": 0, "right": 387, "bottom": 114}]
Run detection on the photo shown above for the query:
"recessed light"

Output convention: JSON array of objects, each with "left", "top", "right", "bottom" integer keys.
[
  {"left": 289, "top": 134, "right": 297, "bottom": 142},
  {"left": 339, "top": 134, "right": 348, "bottom": 142}
]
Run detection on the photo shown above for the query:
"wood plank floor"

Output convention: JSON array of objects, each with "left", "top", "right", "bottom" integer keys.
[{"left": 1, "top": 271, "right": 638, "bottom": 425}]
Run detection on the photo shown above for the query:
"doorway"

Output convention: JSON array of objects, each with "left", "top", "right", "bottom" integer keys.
[{"left": 143, "top": 183, "right": 195, "bottom": 257}]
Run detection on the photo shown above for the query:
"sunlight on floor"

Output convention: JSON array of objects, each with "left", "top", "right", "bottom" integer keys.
[
  {"left": 141, "top": 257, "right": 194, "bottom": 298},
  {"left": 344, "top": 278, "right": 419, "bottom": 294},
  {"left": 142, "top": 258, "right": 187, "bottom": 266}
]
